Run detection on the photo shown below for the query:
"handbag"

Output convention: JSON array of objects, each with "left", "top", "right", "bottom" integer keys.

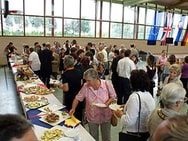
[
  {"left": 119, "top": 93, "right": 141, "bottom": 141},
  {"left": 105, "top": 81, "right": 118, "bottom": 126},
  {"left": 111, "top": 113, "right": 118, "bottom": 126}
]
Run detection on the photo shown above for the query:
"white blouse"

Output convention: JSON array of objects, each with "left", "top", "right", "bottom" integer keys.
[{"left": 120, "top": 91, "right": 155, "bottom": 133}]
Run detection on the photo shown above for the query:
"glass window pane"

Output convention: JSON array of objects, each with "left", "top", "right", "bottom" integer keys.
[
  {"left": 145, "top": 26, "right": 152, "bottom": 40},
  {"left": 46, "top": 0, "right": 52, "bottom": 16},
  {"left": 64, "top": 19, "right": 79, "bottom": 37},
  {"left": 25, "top": 16, "right": 44, "bottom": 36},
  {"left": 102, "top": 2, "right": 110, "bottom": 21},
  {"left": 110, "top": 22, "right": 122, "bottom": 38},
  {"left": 180, "top": 29, "right": 186, "bottom": 41},
  {"left": 81, "top": 0, "right": 95, "bottom": 19},
  {"left": 146, "top": 9, "right": 155, "bottom": 25},
  {"left": 96, "top": 1, "right": 101, "bottom": 20},
  {"left": 3, "top": 15, "right": 24, "bottom": 36},
  {"left": 8, "top": 0, "right": 23, "bottom": 13},
  {"left": 123, "top": 24, "right": 134, "bottom": 38},
  {"left": 64, "top": 0, "right": 80, "bottom": 18},
  {"left": 157, "top": 27, "right": 164, "bottom": 40},
  {"left": 25, "top": 0, "right": 44, "bottom": 16},
  {"left": 102, "top": 22, "right": 109, "bottom": 38},
  {"left": 183, "top": 16, "right": 188, "bottom": 29},
  {"left": 111, "top": 3, "right": 122, "bottom": 22},
  {"left": 45, "top": 17, "right": 52, "bottom": 36},
  {"left": 81, "top": 20, "right": 95, "bottom": 37},
  {"left": 124, "top": 7, "right": 134, "bottom": 23},
  {"left": 54, "top": 18, "right": 62, "bottom": 36},
  {"left": 138, "top": 8, "right": 145, "bottom": 24},
  {"left": 54, "top": 0, "right": 63, "bottom": 17},
  {"left": 138, "top": 25, "right": 145, "bottom": 39},
  {"left": 96, "top": 21, "right": 100, "bottom": 37}
]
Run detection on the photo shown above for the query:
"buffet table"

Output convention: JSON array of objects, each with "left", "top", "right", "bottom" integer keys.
[{"left": 10, "top": 58, "right": 95, "bottom": 141}]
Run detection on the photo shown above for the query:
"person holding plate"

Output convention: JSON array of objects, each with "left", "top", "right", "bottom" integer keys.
[
  {"left": 113, "top": 69, "right": 155, "bottom": 141},
  {"left": 69, "top": 68, "right": 116, "bottom": 141}
]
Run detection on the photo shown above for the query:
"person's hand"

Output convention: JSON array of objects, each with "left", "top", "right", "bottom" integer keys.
[
  {"left": 113, "top": 109, "right": 124, "bottom": 118},
  {"left": 69, "top": 108, "right": 75, "bottom": 116}
]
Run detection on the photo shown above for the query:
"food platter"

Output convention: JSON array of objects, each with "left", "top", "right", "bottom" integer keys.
[
  {"left": 40, "top": 126, "right": 64, "bottom": 141},
  {"left": 25, "top": 100, "right": 48, "bottom": 109},
  {"left": 23, "top": 95, "right": 47, "bottom": 102},
  {"left": 20, "top": 85, "right": 54, "bottom": 95},
  {"left": 39, "top": 111, "right": 70, "bottom": 126},
  {"left": 38, "top": 104, "right": 65, "bottom": 113}
]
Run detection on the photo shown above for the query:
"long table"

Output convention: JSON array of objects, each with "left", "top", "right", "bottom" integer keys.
[{"left": 10, "top": 59, "right": 95, "bottom": 141}]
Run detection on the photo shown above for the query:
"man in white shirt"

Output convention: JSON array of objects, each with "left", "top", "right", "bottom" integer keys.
[
  {"left": 117, "top": 49, "right": 136, "bottom": 104},
  {"left": 28, "top": 47, "right": 41, "bottom": 76}
]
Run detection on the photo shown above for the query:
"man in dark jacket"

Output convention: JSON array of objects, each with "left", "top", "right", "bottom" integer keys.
[{"left": 38, "top": 42, "right": 54, "bottom": 88}]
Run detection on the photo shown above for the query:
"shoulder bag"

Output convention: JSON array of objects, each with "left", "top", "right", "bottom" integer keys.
[
  {"left": 119, "top": 93, "right": 141, "bottom": 141},
  {"left": 105, "top": 81, "right": 118, "bottom": 127}
]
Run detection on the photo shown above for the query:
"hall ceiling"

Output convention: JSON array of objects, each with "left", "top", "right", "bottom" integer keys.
[{"left": 123, "top": 0, "right": 188, "bottom": 11}]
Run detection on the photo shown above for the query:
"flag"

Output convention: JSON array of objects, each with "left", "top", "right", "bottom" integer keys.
[
  {"left": 147, "top": 11, "right": 163, "bottom": 45},
  {"left": 181, "top": 23, "right": 188, "bottom": 46},
  {"left": 174, "top": 15, "right": 186, "bottom": 46},
  {"left": 161, "top": 13, "right": 173, "bottom": 46}
]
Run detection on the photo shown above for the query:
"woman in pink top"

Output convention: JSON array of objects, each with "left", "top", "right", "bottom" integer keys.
[
  {"left": 70, "top": 68, "right": 116, "bottom": 141},
  {"left": 156, "top": 50, "right": 167, "bottom": 83}
]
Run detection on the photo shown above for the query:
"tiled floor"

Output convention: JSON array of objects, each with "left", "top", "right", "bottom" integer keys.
[{"left": 0, "top": 65, "right": 187, "bottom": 141}]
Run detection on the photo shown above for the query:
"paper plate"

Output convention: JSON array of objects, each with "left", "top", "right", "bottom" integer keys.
[
  {"left": 109, "top": 104, "right": 123, "bottom": 111},
  {"left": 93, "top": 103, "right": 107, "bottom": 108}
]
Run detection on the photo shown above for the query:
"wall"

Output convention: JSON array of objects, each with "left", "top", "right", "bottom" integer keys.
[{"left": 1, "top": 36, "right": 188, "bottom": 66}]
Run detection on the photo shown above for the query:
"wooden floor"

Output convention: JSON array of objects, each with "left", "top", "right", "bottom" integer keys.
[{"left": 0, "top": 66, "right": 23, "bottom": 115}]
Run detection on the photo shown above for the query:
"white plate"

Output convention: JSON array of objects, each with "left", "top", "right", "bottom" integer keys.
[
  {"left": 109, "top": 104, "right": 122, "bottom": 111},
  {"left": 64, "top": 128, "right": 78, "bottom": 138},
  {"left": 59, "top": 137, "right": 74, "bottom": 141},
  {"left": 93, "top": 103, "right": 107, "bottom": 108},
  {"left": 38, "top": 104, "right": 65, "bottom": 113},
  {"left": 39, "top": 111, "right": 70, "bottom": 126}
]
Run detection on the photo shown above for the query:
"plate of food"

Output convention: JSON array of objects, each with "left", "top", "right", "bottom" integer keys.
[
  {"left": 23, "top": 95, "right": 47, "bottom": 103},
  {"left": 25, "top": 100, "right": 48, "bottom": 109},
  {"left": 39, "top": 104, "right": 65, "bottom": 113},
  {"left": 39, "top": 111, "right": 70, "bottom": 126},
  {"left": 109, "top": 103, "right": 123, "bottom": 111},
  {"left": 40, "top": 126, "right": 64, "bottom": 141}
]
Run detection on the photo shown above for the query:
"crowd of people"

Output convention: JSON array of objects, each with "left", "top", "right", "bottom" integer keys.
[{"left": 2, "top": 40, "right": 188, "bottom": 141}]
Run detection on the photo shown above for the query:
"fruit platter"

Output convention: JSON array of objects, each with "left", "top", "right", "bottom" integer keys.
[{"left": 40, "top": 127, "right": 64, "bottom": 141}]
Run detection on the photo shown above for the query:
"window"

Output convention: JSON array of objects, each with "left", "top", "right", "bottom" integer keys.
[
  {"left": 81, "top": 0, "right": 95, "bottom": 19},
  {"left": 64, "top": 0, "right": 80, "bottom": 18},
  {"left": 3, "top": 15, "right": 24, "bottom": 36},
  {"left": 110, "top": 22, "right": 122, "bottom": 38},
  {"left": 54, "top": 18, "right": 63, "bottom": 36},
  {"left": 124, "top": 7, "right": 134, "bottom": 23},
  {"left": 146, "top": 9, "right": 155, "bottom": 25},
  {"left": 111, "top": 3, "right": 123, "bottom": 22},
  {"left": 123, "top": 24, "right": 134, "bottom": 38},
  {"left": 102, "top": 22, "right": 109, "bottom": 38},
  {"left": 138, "top": 7, "right": 145, "bottom": 24},
  {"left": 25, "top": 0, "right": 44, "bottom": 16},
  {"left": 138, "top": 25, "right": 145, "bottom": 39},
  {"left": 54, "top": 0, "right": 63, "bottom": 17},
  {"left": 25, "top": 16, "right": 44, "bottom": 36},
  {"left": 64, "top": 19, "right": 79, "bottom": 37},
  {"left": 81, "top": 20, "right": 95, "bottom": 37},
  {"left": 102, "top": 2, "right": 110, "bottom": 21}
]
